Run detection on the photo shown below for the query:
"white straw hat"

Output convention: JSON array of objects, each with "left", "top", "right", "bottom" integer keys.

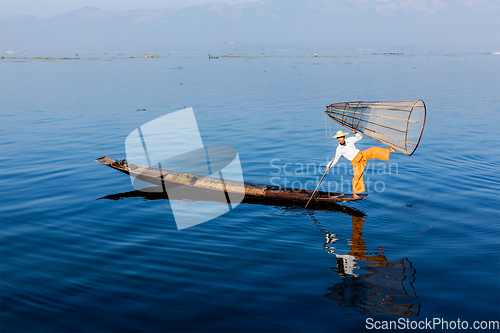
[{"left": 332, "top": 130, "right": 350, "bottom": 138}]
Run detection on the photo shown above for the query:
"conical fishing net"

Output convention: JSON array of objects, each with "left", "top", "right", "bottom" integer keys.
[{"left": 325, "top": 100, "right": 426, "bottom": 156}]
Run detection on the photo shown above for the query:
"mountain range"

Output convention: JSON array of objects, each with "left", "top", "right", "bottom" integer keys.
[{"left": 1, "top": 0, "right": 499, "bottom": 52}]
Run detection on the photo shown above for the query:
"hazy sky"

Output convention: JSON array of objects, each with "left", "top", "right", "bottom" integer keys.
[{"left": 0, "top": 0, "right": 260, "bottom": 20}]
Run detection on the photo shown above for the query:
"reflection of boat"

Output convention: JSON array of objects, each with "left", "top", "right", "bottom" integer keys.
[
  {"left": 95, "top": 156, "right": 367, "bottom": 204},
  {"left": 99, "top": 187, "right": 368, "bottom": 212},
  {"left": 310, "top": 212, "right": 420, "bottom": 317}
]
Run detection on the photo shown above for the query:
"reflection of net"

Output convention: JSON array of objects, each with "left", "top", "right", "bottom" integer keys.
[
  {"left": 326, "top": 100, "right": 426, "bottom": 156},
  {"left": 326, "top": 258, "right": 421, "bottom": 317}
]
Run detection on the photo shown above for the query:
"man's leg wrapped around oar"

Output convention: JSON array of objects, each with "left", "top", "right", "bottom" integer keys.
[{"left": 351, "top": 147, "right": 390, "bottom": 196}]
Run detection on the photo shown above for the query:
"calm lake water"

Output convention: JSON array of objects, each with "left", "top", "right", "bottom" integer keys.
[{"left": 1, "top": 52, "right": 499, "bottom": 332}]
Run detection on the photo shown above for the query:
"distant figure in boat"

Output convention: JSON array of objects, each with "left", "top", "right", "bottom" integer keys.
[{"left": 325, "top": 129, "right": 395, "bottom": 199}]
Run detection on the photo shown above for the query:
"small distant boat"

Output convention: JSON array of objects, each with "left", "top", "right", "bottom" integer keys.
[
  {"left": 209, "top": 54, "right": 219, "bottom": 59},
  {"left": 95, "top": 156, "right": 367, "bottom": 204},
  {"left": 145, "top": 54, "right": 153, "bottom": 58}
]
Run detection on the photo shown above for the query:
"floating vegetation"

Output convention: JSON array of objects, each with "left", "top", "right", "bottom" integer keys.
[
  {"left": 280, "top": 55, "right": 321, "bottom": 58},
  {"left": 443, "top": 54, "right": 460, "bottom": 57},
  {"left": 105, "top": 60, "right": 112, "bottom": 61},
  {"left": 2, "top": 56, "right": 81, "bottom": 61},
  {"left": 136, "top": 108, "right": 146, "bottom": 112},
  {"left": 220, "top": 55, "right": 270, "bottom": 59}
]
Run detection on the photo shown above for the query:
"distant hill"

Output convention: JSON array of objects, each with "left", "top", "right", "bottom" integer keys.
[{"left": 1, "top": 0, "right": 499, "bottom": 52}]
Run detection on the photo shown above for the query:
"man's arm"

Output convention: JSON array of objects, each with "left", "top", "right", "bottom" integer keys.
[
  {"left": 351, "top": 129, "right": 362, "bottom": 143},
  {"left": 325, "top": 151, "right": 340, "bottom": 172}
]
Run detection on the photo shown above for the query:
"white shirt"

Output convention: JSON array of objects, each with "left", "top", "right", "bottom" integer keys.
[{"left": 327, "top": 133, "right": 362, "bottom": 168}]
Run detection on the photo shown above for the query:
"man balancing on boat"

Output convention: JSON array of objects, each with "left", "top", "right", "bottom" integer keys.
[{"left": 325, "top": 129, "right": 395, "bottom": 199}]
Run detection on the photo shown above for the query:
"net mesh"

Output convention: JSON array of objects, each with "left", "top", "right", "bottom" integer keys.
[{"left": 325, "top": 100, "right": 426, "bottom": 156}]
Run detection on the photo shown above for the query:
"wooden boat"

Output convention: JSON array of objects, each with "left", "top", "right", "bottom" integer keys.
[{"left": 95, "top": 156, "right": 367, "bottom": 204}]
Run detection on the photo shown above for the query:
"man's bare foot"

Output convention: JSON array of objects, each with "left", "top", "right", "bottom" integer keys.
[
  {"left": 389, "top": 146, "right": 395, "bottom": 153},
  {"left": 353, "top": 193, "right": 360, "bottom": 199}
]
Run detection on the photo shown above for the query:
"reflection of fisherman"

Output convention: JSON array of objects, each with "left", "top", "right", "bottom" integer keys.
[
  {"left": 317, "top": 214, "right": 420, "bottom": 317},
  {"left": 324, "top": 215, "right": 388, "bottom": 277},
  {"left": 325, "top": 129, "right": 395, "bottom": 199}
]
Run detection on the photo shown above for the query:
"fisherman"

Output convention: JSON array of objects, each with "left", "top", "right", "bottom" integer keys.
[{"left": 325, "top": 129, "right": 395, "bottom": 199}]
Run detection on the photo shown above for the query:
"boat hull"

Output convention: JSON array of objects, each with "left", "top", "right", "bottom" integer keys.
[{"left": 95, "top": 156, "right": 367, "bottom": 204}]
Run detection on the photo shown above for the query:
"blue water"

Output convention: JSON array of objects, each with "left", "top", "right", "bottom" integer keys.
[{"left": 1, "top": 52, "right": 499, "bottom": 332}]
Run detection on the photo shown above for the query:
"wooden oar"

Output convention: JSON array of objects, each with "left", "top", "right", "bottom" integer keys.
[{"left": 305, "top": 169, "right": 329, "bottom": 209}]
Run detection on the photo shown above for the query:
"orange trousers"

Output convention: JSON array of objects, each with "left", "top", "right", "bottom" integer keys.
[{"left": 351, "top": 147, "right": 390, "bottom": 194}]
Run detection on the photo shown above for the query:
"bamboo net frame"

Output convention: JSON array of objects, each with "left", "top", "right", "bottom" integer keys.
[{"left": 325, "top": 100, "right": 426, "bottom": 156}]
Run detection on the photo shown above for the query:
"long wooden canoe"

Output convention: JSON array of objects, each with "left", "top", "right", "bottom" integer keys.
[{"left": 95, "top": 156, "right": 367, "bottom": 204}]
